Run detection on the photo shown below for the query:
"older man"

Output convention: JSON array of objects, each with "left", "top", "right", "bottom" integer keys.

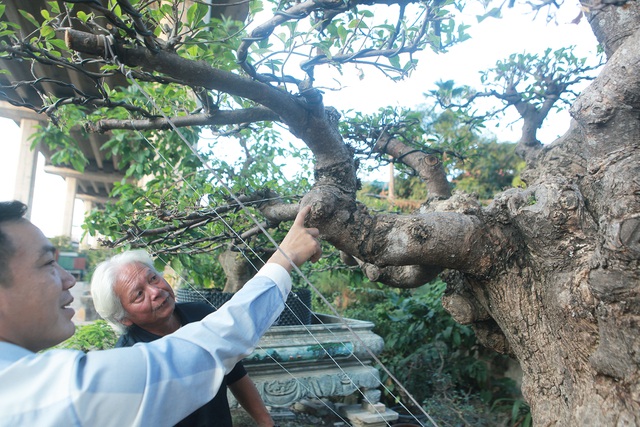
[
  {"left": 91, "top": 249, "right": 275, "bottom": 427},
  {"left": 0, "top": 201, "right": 321, "bottom": 426}
]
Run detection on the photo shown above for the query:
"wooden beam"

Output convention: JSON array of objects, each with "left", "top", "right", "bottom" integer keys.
[
  {"left": 43, "top": 165, "right": 127, "bottom": 184},
  {"left": 76, "top": 193, "right": 110, "bottom": 204},
  {"left": 0, "top": 101, "right": 47, "bottom": 123}
]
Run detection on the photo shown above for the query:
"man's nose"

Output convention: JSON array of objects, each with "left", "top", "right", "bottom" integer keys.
[
  {"left": 149, "top": 284, "right": 164, "bottom": 298},
  {"left": 60, "top": 266, "right": 76, "bottom": 290}
]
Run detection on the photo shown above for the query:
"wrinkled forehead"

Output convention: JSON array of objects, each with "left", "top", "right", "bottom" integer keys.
[{"left": 115, "top": 262, "right": 154, "bottom": 288}]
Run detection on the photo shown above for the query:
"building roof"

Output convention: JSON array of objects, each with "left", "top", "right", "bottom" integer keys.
[{"left": 0, "top": 0, "right": 130, "bottom": 206}]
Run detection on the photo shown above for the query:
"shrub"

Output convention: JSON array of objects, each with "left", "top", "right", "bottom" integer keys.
[
  {"left": 53, "top": 320, "right": 117, "bottom": 352},
  {"left": 311, "top": 270, "right": 528, "bottom": 425}
]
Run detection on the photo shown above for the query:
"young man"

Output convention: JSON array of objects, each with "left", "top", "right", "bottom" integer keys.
[
  {"left": 0, "top": 201, "right": 321, "bottom": 426},
  {"left": 91, "top": 249, "right": 275, "bottom": 427}
]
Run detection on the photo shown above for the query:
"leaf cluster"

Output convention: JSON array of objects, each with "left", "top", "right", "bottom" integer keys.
[
  {"left": 51, "top": 320, "right": 118, "bottom": 352},
  {"left": 479, "top": 46, "right": 602, "bottom": 111}
]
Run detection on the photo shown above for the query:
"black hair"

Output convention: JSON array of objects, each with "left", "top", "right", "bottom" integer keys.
[
  {"left": 0, "top": 201, "right": 28, "bottom": 222},
  {"left": 0, "top": 201, "right": 28, "bottom": 286}
]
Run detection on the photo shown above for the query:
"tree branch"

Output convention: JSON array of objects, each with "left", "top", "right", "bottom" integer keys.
[
  {"left": 304, "top": 190, "right": 498, "bottom": 277},
  {"left": 87, "top": 107, "right": 280, "bottom": 132},
  {"left": 236, "top": 0, "right": 428, "bottom": 81},
  {"left": 64, "top": 29, "right": 310, "bottom": 127},
  {"left": 374, "top": 132, "right": 452, "bottom": 201},
  {"left": 356, "top": 257, "right": 442, "bottom": 288}
]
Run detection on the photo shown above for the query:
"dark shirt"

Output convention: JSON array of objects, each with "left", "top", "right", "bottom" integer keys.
[{"left": 116, "top": 302, "right": 247, "bottom": 427}]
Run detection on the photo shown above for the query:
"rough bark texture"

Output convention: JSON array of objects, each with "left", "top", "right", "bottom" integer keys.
[
  {"left": 373, "top": 134, "right": 452, "bottom": 201},
  {"left": 218, "top": 250, "right": 265, "bottom": 293},
  {"left": 433, "top": 4, "right": 640, "bottom": 424}
]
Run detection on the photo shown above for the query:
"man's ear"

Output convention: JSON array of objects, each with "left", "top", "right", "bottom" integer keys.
[{"left": 121, "top": 317, "right": 133, "bottom": 327}]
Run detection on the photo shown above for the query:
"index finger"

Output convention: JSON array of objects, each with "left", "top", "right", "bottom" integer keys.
[{"left": 294, "top": 205, "right": 312, "bottom": 226}]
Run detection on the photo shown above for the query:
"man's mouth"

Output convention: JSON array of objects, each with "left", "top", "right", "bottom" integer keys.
[{"left": 155, "top": 296, "right": 169, "bottom": 311}]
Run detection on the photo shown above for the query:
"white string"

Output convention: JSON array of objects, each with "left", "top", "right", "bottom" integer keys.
[
  {"left": 126, "top": 73, "right": 435, "bottom": 427},
  {"left": 101, "top": 34, "right": 437, "bottom": 427},
  {"left": 129, "top": 129, "right": 378, "bottom": 426}
]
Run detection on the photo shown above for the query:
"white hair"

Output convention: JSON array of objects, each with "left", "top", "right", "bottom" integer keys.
[{"left": 90, "top": 249, "right": 155, "bottom": 334}]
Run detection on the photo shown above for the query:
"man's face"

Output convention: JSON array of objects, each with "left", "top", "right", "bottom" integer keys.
[
  {"left": 0, "top": 220, "right": 76, "bottom": 352},
  {"left": 115, "top": 262, "right": 176, "bottom": 330}
]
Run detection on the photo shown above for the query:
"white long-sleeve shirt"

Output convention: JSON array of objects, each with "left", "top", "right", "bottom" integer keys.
[{"left": 0, "top": 264, "right": 291, "bottom": 427}]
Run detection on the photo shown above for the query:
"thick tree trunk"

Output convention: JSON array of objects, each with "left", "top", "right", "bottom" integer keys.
[
  {"left": 439, "top": 3, "right": 640, "bottom": 424},
  {"left": 218, "top": 249, "right": 265, "bottom": 293}
]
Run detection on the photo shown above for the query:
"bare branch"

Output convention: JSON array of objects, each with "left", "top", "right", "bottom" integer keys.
[
  {"left": 236, "top": 0, "right": 433, "bottom": 82},
  {"left": 355, "top": 256, "right": 442, "bottom": 288},
  {"left": 86, "top": 107, "right": 280, "bottom": 132}
]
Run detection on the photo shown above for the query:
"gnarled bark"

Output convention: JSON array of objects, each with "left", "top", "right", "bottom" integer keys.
[{"left": 433, "top": 3, "right": 640, "bottom": 423}]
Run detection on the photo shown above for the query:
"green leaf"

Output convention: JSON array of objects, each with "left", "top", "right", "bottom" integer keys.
[
  {"left": 48, "top": 38, "right": 68, "bottom": 51},
  {"left": 18, "top": 10, "right": 39, "bottom": 28},
  {"left": 476, "top": 7, "right": 501, "bottom": 23},
  {"left": 337, "top": 25, "right": 348, "bottom": 44},
  {"left": 71, "top": 156, "right": 87, "bottom": 172},
  {"left": 186, "top": 2, "right": 208, "bottom": 28},
  {"left": 77, "top": 11, "right": 89, "bottom": 23},
  {"left": 388, "top": 55, "right": 400, "bottom": 69},
  {"left": 47, "top": 1, "right": 60, "bottom": 14},
  {"left": 40, "top": 25, "right": 55, "bottom": 39},
  {"left": 249, "top": 0, "right": 264, "bottom": 15},
  {"left": 45, "top": 43, "right": 62, "bottom": 57},
  {"left": 186, "top": 45, "right": 199, "bottom": 57},
  {"left": 0, "top": 5, "right": 5, "bottom": 19}
]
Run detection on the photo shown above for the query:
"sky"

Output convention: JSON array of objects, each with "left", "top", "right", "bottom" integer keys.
[
  {"left": 0, "top": 119, "right": 86, "bottom": 239},
  {"left": 0, "top": 1, "right": 599, "bottom": 239}
]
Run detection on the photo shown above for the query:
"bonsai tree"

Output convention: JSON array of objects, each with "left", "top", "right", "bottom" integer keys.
[{"left": 1, "top": 0, "right": 638, "bottom": 424}]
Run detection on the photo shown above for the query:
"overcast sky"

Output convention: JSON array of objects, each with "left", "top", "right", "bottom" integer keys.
[{"left": 0, "top": 1, "right": 599, "bottom": 238}]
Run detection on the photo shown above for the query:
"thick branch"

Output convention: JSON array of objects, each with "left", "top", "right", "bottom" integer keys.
[
  {"left": 585, "top": 1, "right": 640, "bottom": 58},
  {"left": 65, "top": 29, "right": 355, "bottom": 180},
  {"left": 341, "top": 252, "right": 441, "bottom": 287},
  {"left": 364, "top": 212, "right": 494, "bottom": 274},
  {"left": 359, "top": 260, "right": 442, "bottom": 288},
  {"left": 87, "top": 107, "right": 280, "bottom": 132},
  {"left": 374, "top": 133, "right": 452, "bottom": 201},
  {"left": 570, "top": 21, "right": 640, "bottom": 159},
  {"left": 259, "top": 202, "right": 300, "bottom": 224},
  {"left": 64, "top": 29, "right": 308, "bottom": 127},
  {"left": 305, "top": 190, "right": 497, "bottom": 277}
]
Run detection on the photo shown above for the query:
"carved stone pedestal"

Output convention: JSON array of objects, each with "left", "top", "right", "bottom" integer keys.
[{"left": 229, "top": 313, "right": 385, "bottom": 408}]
